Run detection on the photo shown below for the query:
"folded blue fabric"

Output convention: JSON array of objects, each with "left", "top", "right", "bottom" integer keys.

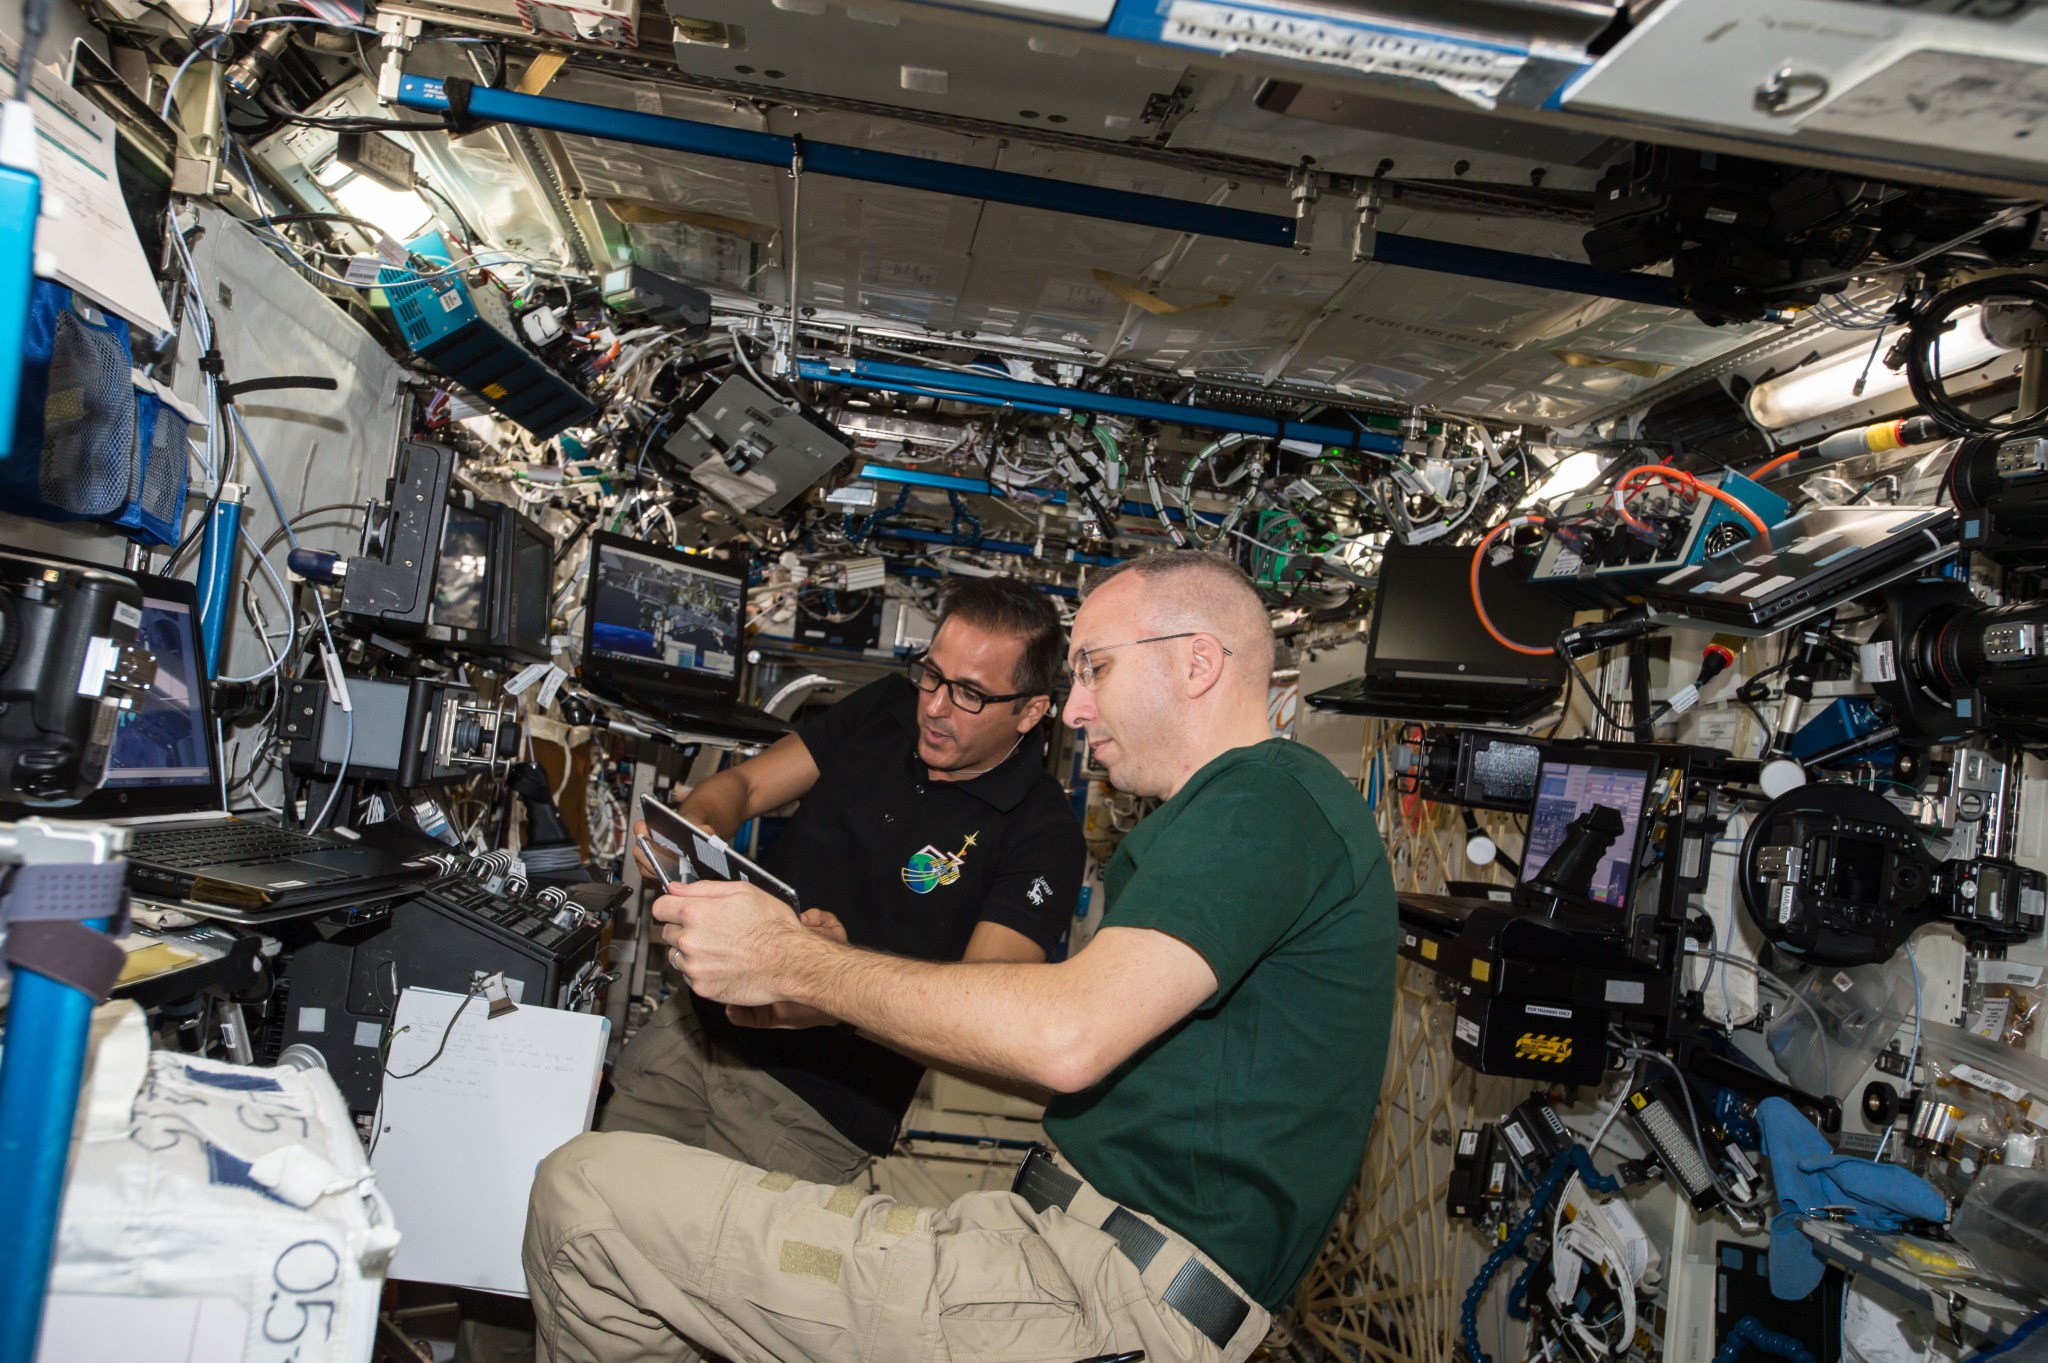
[{"left": 1755, "top": 1096, "right": 1950, "bottom": 1300}]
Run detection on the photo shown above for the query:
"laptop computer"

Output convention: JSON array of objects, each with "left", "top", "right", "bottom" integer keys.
[
  {"left": 579, "top": 531, "right": 792, "bottom": 744},
  {"left": 1308, "top": 541, "right": 1576, "bottom": 724},
  {"left": 1, "top": 569, "right": 440, "bottom": 918},
  {"left": 1633, "top": 505, "right": 1957, "bottom": 635},
  {"left": 661, "top": 373, "right": 852, "bottom": 516}
]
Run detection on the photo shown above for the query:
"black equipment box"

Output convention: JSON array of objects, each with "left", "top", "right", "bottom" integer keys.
[
  {"left": 277, "top": 875, "right": 617, "bottom": 1110},
  {"left": 1450, "top": 990, "right": 1610, "bottom": 1086}
]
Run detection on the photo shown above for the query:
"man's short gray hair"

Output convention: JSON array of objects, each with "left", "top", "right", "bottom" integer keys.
[{"left": 1082, "top": 550, "right": 1276, "bottom": 681}]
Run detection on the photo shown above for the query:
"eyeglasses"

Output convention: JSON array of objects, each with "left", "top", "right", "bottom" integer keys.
[
  {"left": 1067, "top": 633, "right": 1233, "bottom": 689},
  {"left": 907, "top": 654, "right": 1034, "bottom": 714}
]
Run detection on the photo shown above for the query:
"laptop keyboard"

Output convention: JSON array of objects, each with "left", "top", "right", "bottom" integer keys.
[{"left": 130, "top": 823, "right": 333, "bottom": 870}]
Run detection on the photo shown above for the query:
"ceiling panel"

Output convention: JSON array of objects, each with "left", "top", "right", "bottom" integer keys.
[{"left": 537, "top": 65, "right": 1765, "bottom": 424}]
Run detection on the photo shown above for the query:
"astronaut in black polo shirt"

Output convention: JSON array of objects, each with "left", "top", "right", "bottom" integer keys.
[{"left": 600, "top": 576, "right": 1085, "bottom": 1179}]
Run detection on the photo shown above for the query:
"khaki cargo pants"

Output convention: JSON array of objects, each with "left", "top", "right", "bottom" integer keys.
[
  {"left": 599, "top": 994, "right": 873, "bottom": 1185},
  {"left": 523, "top": 1139, "right": 1271, "bottom": 1363}
]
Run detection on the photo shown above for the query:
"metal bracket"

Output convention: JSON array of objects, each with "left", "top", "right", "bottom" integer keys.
[
  {"left": 375, "top": 14, "right": 424, "bottom": 105},
  {"left": 1352, "top": 188, "right": 1382, "bottom": 264},
  {"left": 0, "top": 819, "right": 128, "bottom": 867},
  {"left": 1288, "top": 166, "right": 1320, "bottom": 221}
]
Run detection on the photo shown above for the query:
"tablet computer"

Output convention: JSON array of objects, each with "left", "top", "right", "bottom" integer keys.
[{"left": 639, "top": 793, "right": 802, "bottom": 912}]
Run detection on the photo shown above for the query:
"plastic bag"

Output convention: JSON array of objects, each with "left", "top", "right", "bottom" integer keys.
[{"left": 1965, "top": 959, "right": 2044, "bottom": 1051}]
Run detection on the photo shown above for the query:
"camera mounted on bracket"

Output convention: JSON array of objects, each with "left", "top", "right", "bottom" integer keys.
[
  {"left": 1870, "top": 577, "right": 2048, "bottom": 743},
  {"left": 0, "top": 553, "right": 157, "bottom": 803},
  {"left": 1739, "top": 783, "right": 2044, "bottom": 965}
]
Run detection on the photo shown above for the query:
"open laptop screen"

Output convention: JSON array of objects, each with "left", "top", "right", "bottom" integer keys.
[
  {"left": 1369, "top": 543, "right": 1571, "bottom": 686},
  {"left": 1519, "top": 754, "right": 1653, "bottom": 910},
  {"left": 104, "top": 591, "right": 213, "bottom": 791},
  {"left": 585, "top": 533, "right": 743, "bottom": 690}
]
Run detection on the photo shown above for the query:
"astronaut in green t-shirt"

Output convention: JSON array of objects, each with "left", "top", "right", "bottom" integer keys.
[{"left": 528, "top": 550, "right": 1397, "bottom": 1363}]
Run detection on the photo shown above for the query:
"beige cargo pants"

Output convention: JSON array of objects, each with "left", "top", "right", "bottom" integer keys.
[
  {"left": 598, "top": 994, "right": 873, "bottom": 1185},
  {"left": 523, "top": 1138, "right": 1270, "bottom": 1363}
]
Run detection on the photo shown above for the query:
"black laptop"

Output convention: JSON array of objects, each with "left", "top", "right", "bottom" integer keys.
[
  {"left": 1633, "top": 505, "right": 1957, "bottom": 635},
  {"left": 5, "top": 571, "right": 440, "bottom": 918},
  {"left": 579, "top": 531, "right": 791, "bottom": 744},
  {"left": 1309, "top": 541, "right": 1576, "bottom": 724}
]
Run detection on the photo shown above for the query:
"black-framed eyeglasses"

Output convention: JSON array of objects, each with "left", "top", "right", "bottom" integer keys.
[
  {"left": 907, "top": 653, "right": 1034, "bottom": 714},
  {"left": 1067, "top": 632, "right": 1233, "bottom": 689}
]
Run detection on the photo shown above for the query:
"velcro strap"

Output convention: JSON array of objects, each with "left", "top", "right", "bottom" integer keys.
[
  {"left": 5, "top": 920, "right": 125, "bottom": 1002},
  {"left": 442, "top": 76, "right": 490, "bottom": 134},
  {"left": 1102, "top": 1206, "right": 1166, "bottom": 1271},
  {"left": 1161, "top": 1256, "right": 1253, "bottom": 1350},
  {"left": 1, "top": 860, "right": 130, "bottom": 934},
  {"left": 1011, "top": 1148, "right": 1253, "bottom": 1352}
]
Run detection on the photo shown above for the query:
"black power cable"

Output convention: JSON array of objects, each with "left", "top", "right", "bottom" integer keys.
[{"left": 1903, "top": 274, "right": 2048, "bottom": 437}]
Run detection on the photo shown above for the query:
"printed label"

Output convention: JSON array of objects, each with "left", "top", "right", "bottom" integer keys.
[
  {"left": 1160, "top": 0, "right": 1528, "bottom": 107},
  {"left": 344, "top": 256, "right": 384, "bottom": 285},
  {"left": 1969, "top": 997, "right": 2015, "bottom": 1039},
  {"left": 1502, "top": 1121, "right": 1535, "bottom": 1157},
  {"left": 1859, "top": 640, "right": 1899, "bottom": 684},
  {"left": 504, "top": 661, "right": 551, "bottom": 695},
  {"left": 1455, "top": 1016, "right": 1481, "bottom": 1047},
  {"left": 1976, "top": 960, "right": 2044, "bottom": 987},
  {"left": 1950, "top": 1062, "right": 2028, "bottom": 1104}
]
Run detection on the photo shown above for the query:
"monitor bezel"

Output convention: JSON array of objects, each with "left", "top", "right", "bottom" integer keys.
[
  {"left": 1515, "top": 741, "right": 1666, "bottom": 924},
  {"left": 1367, "top": 541, "right": 1573, "bottom": 688},
  {"left": 487, "top": 505, "right": 556, "bottom": 664},
  {"left": 579, "top": 530, "right": 748, "bottom": 701}
]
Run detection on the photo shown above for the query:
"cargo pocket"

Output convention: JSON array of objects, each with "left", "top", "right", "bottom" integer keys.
[
  {"left": 935, "top": 1229, "right": 1103, "bottom": 1362},
  {"left": 759, "top": 1091, "right": 870, "bottom": 1187}
]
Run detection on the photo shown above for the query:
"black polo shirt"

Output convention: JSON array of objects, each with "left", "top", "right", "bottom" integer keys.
[{"left": 693, "top": 675, "right": 1084, "bottom": 1154}]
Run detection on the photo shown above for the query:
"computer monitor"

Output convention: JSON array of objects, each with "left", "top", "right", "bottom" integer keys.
[
  {"left": 104, "top": 587, "right": 213, "bottom": 795},
  {"left": 583, "top": 531, "right": 745, "bottom": 696},
  {"left": 1519, "top": 747, "right": 1657, "bottom": 912},
  {"left": 487, "top": 507, "right": 554, "bottom": 663},
  {"left": 1368, "top": 542, "right": 1573, "bottom": 687},
  {"left": 433, "top": 501, "right": 494, "bottom": 639},
  {"left": 389, "top": 494, "right": 554, "bottom": 663}
]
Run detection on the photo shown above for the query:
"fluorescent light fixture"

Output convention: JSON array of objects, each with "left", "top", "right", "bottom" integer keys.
[
  {"left": 328, "top": 174, "right": 436, "bottom": 244},
  {"left": 1747, "top": 306, "right": 2009, "bottom": 430}
]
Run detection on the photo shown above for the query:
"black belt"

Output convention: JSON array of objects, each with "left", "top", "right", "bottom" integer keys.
[{"left": 1012, "top": 1147, "right": 1253, "bottom": 1351}]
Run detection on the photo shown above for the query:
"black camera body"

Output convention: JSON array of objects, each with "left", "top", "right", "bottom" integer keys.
[
  {"left": 1873, "top": 577, "right": 2048, "bottom": 742},
  {"left": 0, "top": 554, "right": 154, "bottom": 803},
  {"left": 1741, "top": 783, "right": 2045, "bottom": 965}
]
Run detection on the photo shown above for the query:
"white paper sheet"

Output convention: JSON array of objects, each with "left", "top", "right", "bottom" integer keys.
[
  {"left": 371, "top": 988, "right": 609, "bottom": 1294},
  {"left": 1, "top": 38, "right": 175, "bottom": 335}
]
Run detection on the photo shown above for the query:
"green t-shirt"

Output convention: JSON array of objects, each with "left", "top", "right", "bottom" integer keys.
[{"left": 1043, "top": 739, "right": 1396, "bottom": 1310}]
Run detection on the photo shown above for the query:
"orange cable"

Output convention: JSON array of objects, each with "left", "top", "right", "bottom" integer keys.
[
  {"left": 1618, "top": 465, "right": 1771, "bottom": 539},
  {"left": 1754, "top": 449, "right": 1800, "bottom": 479},
  {"left": 1469, "top": 517, "right": 1555, "bottom": 657}
]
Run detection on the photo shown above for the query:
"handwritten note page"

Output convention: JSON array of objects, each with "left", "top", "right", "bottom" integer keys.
[{"left": 371, "top": 988, "right": 609, "bottom": 1293}]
